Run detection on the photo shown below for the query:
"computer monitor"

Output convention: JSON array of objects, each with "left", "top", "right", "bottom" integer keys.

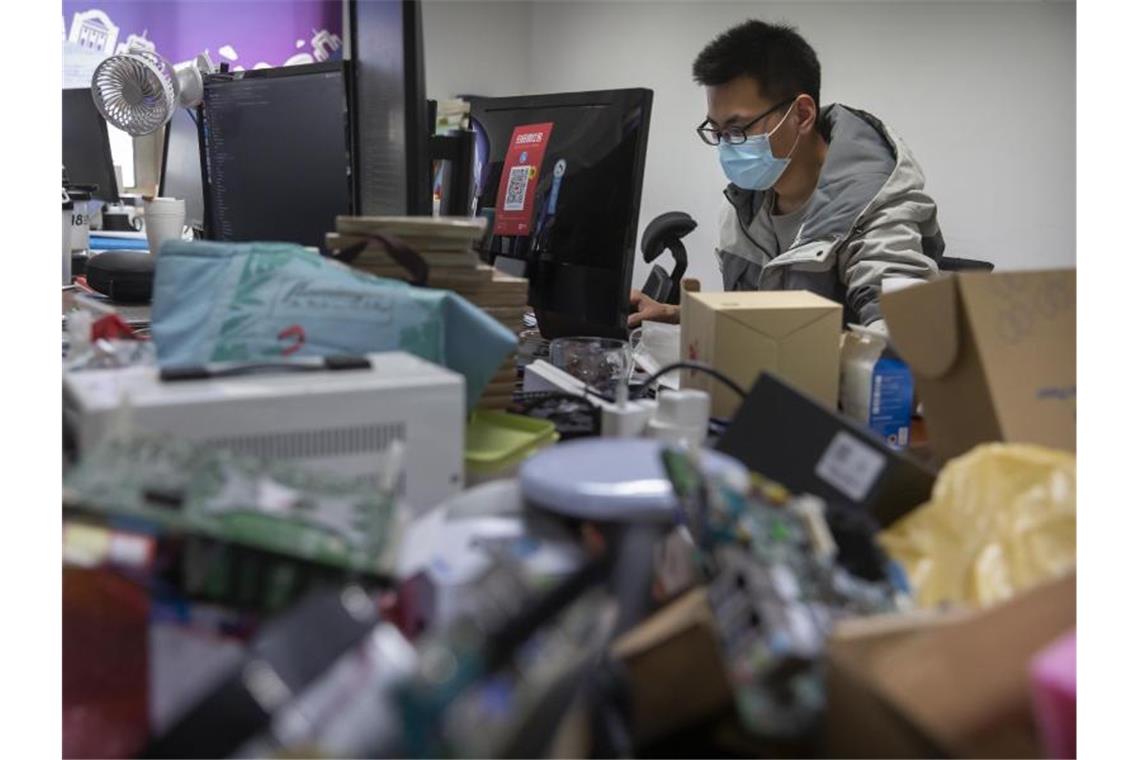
[
  {"left": 62, "top": 88, "right": 120, "bottom": 203},
  {"left": 198, "top": 61, "right": 353, "bottom": 249},
  {"left": 468, "top": 89, "right": 654, "bottom": 339},
  {"left": 159, "top": 107, "right": 205, "bottom": 233},
  {"left": 348, "top": 0, "right": 431, "bottom": 215}
]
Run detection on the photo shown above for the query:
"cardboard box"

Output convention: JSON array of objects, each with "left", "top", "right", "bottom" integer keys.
[
  {"left": 680, "top": 290, "right": 842, "bottom": 419},
  {"left": 611, "top": 588, "right": 733, "bottom": 744},
  {"left": 826, "top": 572, "right": 1076, "bottom": 758},
  {"left": 881, "top": 269, "right": 1075, "bottom": 462}
]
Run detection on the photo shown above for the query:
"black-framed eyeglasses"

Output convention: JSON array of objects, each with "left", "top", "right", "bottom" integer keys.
[{"left": 696, "top": 97, "right": 796, "bottom": 146}]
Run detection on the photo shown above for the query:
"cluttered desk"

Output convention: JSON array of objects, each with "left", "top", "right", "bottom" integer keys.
[{"left": 60, "top": 4, "right": 1077, "bottom": 759}]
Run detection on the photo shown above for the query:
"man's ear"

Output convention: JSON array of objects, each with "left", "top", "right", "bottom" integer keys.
[{"left": 793, "top": 94, "right": 817, "bottom": 135}]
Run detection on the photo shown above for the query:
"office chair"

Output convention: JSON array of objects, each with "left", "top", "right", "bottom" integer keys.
[{"left": 639, "top": 211, "right": 695, "bottom": 305}]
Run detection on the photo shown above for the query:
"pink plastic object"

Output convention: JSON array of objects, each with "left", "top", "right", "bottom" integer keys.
[{"left": 1030, "top": 629, "right": 1076, "bottom": 759}]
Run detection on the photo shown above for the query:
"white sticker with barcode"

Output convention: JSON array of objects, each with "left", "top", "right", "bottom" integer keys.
[{"left": 814, "top": 431, "right": 887, "bottom": 502}]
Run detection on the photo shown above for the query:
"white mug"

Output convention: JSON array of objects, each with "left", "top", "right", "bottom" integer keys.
[{"left": 145, "top": 197, "right": 187, "bottom": 256}]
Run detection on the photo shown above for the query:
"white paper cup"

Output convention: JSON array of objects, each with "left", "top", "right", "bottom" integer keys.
[
  {"left": 69, "top": 206, "right": 90, "bottom": 253},
  {"left": 145, "top": 198, "right": 186, "bottom": 255}
]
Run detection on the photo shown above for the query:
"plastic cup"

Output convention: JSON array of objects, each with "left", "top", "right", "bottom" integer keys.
[
  {"left": 145, "top": 197, "right": 186, "bottom": 256},
  {"left": 549, "top": 336, "right": 632, "bottom": 396}
]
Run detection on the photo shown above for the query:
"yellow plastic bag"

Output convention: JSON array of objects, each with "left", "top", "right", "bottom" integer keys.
[{"left": 879, "top": 443, "right": 1075, "bottom": 608}]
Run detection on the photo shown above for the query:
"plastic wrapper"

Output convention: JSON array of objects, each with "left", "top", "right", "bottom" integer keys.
[
  {"left": 878, "top": 443, "right": 1075, "bottom": 608},
  {"left": 150, "top": 240, "right": 517, "bottom": 409}
]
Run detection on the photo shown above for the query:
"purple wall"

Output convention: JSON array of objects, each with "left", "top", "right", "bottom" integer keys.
[{"left": 63, "top": 0, "right": 344, "bottom": 70}]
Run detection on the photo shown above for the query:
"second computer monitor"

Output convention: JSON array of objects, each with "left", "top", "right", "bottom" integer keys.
[
  {"left": 469, "top": 88, "right": 653, "bottom": 340},
  {"left": 160, "top": 107, "right": 205, "bottom": 233},
  {"left": 62, "top": 88, "right": 120, "bottom": 203},
  {"left": 199, "top": 62, "right": 353, "bottom": 249}
]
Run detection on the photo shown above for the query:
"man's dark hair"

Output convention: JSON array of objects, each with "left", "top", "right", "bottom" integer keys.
[{"left": 693, "top": 20, "right": 825, "bottom": 135}]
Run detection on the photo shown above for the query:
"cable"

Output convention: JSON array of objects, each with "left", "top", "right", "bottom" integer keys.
[{"left": 634, "top": 360, "right": 748, "bottom": 400}]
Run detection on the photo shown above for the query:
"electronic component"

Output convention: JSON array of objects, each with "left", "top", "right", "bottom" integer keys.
[
  {"left": 63, "top": 351, "right": 464, "bottom": 511},
  {"left": 63, "top": 432, "right": 398, "bottom": 575},
  {"left": 659, "top": 446, "right": 906, "bottom": 740}
]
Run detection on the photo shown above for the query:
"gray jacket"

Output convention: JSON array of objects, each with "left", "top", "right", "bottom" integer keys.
[{"left": 715, "top": 104, "right": 944, "bottom": 326}]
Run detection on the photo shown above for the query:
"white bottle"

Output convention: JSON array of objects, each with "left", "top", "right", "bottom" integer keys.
[
  {"left": 840, "top": 325, "right": 915, "bottom": 448},
  {"left": 840, "top": 325, "right": 886, "bottom": 425},
  {"left": 646, "top": 389, "right": 710, "bottom": 447}
]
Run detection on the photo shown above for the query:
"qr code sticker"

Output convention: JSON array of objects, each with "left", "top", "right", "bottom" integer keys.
[{"left": 503, "top": 165, "right": 530, "bottom": 211}]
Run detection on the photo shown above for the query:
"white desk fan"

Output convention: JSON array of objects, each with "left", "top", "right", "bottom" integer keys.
[{"left": 91, "top": 49, "right": 214, "bottom": 137}]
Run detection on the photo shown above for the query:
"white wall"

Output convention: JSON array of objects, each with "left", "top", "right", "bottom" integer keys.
[
  {"left": 422, "top": 0, "right": 1075, "bottom": 291},
  {"left": 422, "top": 0, "right": 533, "bottom": 100}
]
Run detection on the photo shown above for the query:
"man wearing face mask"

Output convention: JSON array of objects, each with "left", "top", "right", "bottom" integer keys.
[{"left": 629, "top": 20, "right": 943, "bottom": 330}]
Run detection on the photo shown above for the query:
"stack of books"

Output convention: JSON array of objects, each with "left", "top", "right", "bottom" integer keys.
[{"left": 328, "top": 216, "right": 527, "bottom": 409}]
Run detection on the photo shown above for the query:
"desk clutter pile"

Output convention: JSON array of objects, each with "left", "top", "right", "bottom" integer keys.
[
  {"left": 326, "top": 216, "right": 527, "bottom": 410},
  {"left": 61, "top": 259, "right": 1078, "bottom": 759}
]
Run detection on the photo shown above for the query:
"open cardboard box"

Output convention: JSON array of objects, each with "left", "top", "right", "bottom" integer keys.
[
  {"left": 826, "top": 572, "right": 1076, "bottom": 758},
  {"left": 881, "top": 269, "right": 1075, "bottom": 463}
]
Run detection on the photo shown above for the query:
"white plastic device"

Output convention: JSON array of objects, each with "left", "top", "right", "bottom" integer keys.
[
  {"left": 523, "top": 359, "right": 711, "bottom": 443},
  {"left": 646, "top": 389, "right": 711, "bottom": 446},
  {"left": 91, "top": 49, "right": 214, "bottom": 136},
  {"left": 63, "top": 351, "right": 465, "bottom": 512}
]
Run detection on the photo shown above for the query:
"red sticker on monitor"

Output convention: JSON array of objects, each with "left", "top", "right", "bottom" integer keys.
[{"left": 493, "top": 122, "right": 554, "bottom": 236}]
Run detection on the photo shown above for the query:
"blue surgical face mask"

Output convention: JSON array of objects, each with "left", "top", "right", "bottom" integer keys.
[{"left": 717, "top": 105, "right": 800, "bottom": 191}]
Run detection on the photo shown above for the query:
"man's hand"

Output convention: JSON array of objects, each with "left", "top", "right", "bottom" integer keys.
[{"left": 628, "top": 289, "right": 681, "bottom": 327}]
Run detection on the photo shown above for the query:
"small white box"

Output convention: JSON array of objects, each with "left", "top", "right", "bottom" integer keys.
[{"left": 64, "top": 351, "right": 465, "bottom": 512}]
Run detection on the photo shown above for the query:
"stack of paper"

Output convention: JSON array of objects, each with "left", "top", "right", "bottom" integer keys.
[{"left": 329, "top": 216, "right": 527, "bottom": 409}]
